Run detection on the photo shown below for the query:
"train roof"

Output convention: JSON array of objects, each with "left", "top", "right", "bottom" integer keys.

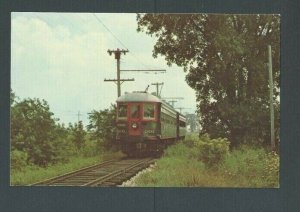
[{"left": 116, "top": 92, "right": 162, "bottom": 103}]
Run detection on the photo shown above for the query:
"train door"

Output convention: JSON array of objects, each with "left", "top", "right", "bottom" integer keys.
[{"left": 128, "top": 103, "right": 142, "bottom": 136}]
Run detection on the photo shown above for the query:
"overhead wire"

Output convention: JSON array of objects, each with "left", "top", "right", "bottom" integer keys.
[
  {"left": 27, "top": 13, "right": 164, "bottom": 72},
  {"left": 92, "top": 13, "right": 164, "bottom": 71},
  {"left": 92, "top": 13, "right": 128, "bottom": 49}
]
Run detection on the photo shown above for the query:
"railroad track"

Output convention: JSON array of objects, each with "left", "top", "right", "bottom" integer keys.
[{"left": 30, "top": 158, "right": 156, "bottom": 187}]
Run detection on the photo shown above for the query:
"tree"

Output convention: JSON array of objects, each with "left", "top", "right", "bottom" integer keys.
[
  {"left": 54, "top": 123, "right": 76, "bottom": 160},
  {"left": 70, "top": 121, "right": 86, "bottom": 150},
  {"left": 185, "top": 113, "right": 198, "bottom": 132},
  {"left": 87, "top": 105, "right": 116, "bottom": 150},
  {"left": 11, "top": 98, "right": 61, "bottom": 166},
  {"left": 137, "top": 14, "right": 280, "bottom": 146}
]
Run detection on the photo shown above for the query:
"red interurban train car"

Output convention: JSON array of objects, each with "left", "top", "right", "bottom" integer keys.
[{"left": 116, "top": 91, "right": 186, "bottom": 156}]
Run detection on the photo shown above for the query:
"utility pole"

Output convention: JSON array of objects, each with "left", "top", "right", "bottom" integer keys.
[
  {"left": 77, "top": 111, "right": 81, "bottom": 122},
  {"left": 105, "top": 49, "right": 134, "bottom": 97},
  {"left": 151, "top": 82, "right": 164, "bottom": 96},
  {"left": 268, "top": 45, "right": 275, "bottom": 151}
]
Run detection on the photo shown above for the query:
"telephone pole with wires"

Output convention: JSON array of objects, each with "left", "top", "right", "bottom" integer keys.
[
  {"left": 105, "top": 49, "right": 134, "bottom": 97},
  {"left": 105, "top": 49, "right": 167, "bottom": 97},
  {"left": 151, "top": 82, "right": 164, "bottom": 97}
]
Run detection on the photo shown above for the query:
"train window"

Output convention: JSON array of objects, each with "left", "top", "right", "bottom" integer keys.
[
  {"left": 131, "top": 105, "right": 140, "bottom": 118},
  {"left": 143, "top": 103, "right": 155, "bottom": 119},
  {"left": 118, "top": 104, "right": 127, "bottom": 119}
]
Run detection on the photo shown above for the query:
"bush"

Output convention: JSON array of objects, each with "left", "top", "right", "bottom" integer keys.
[
  {"left": 11, "top": 150, "right": 29, "bottom": 171},
  {"left": 188, "top": 134, "right": 230, "bottom": 166},
  {"left": 164, "top": 142, "right": 191, "bottom": 158},
  {"left": 79, "top": 140, "right": 100, "bottom": 157},
  {"left": 219, "top": 147, "right": 279, "bottom": 187},
  {"left": 53, "top": 137, "right": 78, "bottom": 163},
  {"left": 263, "top": 151, "right": 279, "bottom": 187},
  {"left": 184, "top": 133, "right": 199, "bottom": 148}
]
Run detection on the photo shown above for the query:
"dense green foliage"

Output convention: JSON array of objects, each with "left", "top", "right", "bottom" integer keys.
[
  {"left": 186, "top": 134, "right": 230, "bottom": 166},
  {"left": 70, "top": 121, "right": 86, "bottom": 149},
  {"left": 135, "top": 136, "right": 279, "bottom": 187},
  {"left": 137, "top": 14, "right": 280, "bottom": 147},
  {"left": 220, "top": 146, "right": 279, "bottom": 187},
  {"left": 87, "top": 105, "right": 117, "bottom": 150},
  {"left": 11, "top": 98, "right": 63, "bottom": 166},
  {"left": 10, "top": 91, "right": 117, "bottom": 170},
  {"left": 11, "top": 150, "right": 28, "bottom": 170}
]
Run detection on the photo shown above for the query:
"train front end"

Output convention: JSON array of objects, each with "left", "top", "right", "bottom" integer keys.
[{"left": 116, "top": 92, "right": 161, "bottom": 156}]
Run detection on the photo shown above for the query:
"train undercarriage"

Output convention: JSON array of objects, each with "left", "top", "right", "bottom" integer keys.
[{"left": 119, "top": 137, "right": 183, "bottom": 158}]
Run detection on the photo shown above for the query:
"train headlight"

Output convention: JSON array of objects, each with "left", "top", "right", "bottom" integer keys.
[{"left": 131, "top": 123, "right": 138, "bottom": 129}]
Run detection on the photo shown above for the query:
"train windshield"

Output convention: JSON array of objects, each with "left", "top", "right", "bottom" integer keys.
[
  {"left": 118, "top": 104, "right": 127, "bottom": 119},
  {"left": 130, "top": 105, "right": 140, "bottom": 118},
  {"left": 143, "top": 103, "right": 155, "bottom": 119}
]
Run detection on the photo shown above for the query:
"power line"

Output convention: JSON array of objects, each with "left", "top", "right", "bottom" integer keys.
[
  {"left": 105, "top": 49, "right": 134, "bottom": 97},
  {"left": 127, "top": 51, "right": 153, "bottom": 69},
  {"left": 92, "top": 14, "right": 128, "bottom": 49},
  {"left": 92, "top": 13, "right": 160, "bottom": 70},
  {"left": 30, "top": 13, "right": 158, "bottom": 71}
]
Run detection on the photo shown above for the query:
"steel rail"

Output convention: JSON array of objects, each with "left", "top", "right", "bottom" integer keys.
[
  {"left": 83, "top": 158, "right": 155, "bottom": 186},
  {"left": 30, "top": 159, "right": 117, "bottom": 186}
]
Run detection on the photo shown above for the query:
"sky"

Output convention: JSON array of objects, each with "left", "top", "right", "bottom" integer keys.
[{"left": 11, "top": 12, "right": 197, "bottom": 126}]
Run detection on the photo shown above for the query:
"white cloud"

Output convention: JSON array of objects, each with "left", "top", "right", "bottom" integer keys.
[{"left": 11, "top": 13, "right": 197, "bottom": 125}]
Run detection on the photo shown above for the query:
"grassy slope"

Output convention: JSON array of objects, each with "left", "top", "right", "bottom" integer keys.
[
  {"left": 134, "top": 142, "right": 279, "bottom": 188},
  {"left": 11, "top": 151, "right": 124, "bottom": 185}
]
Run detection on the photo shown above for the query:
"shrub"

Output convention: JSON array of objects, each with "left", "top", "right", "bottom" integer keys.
[
  {"left": 263, "top": 151, "right": 279, "bottom": 187},
  {"left": 183, "top": 133, "right": 199, "bottom": 148},
  {"left": 11, "top": 150, "right": 29, "bottom": 171},
  {"left": 53, "top": 137, "right": 78, "bottom": 163},
  {"left": 190, "top": 134, "right": 230, "bottom": 166},
  {"left": 164, "top": 142, "right": 190, "bottom": 158},
  {"left": 220, "top": 147, "right": 279, "bottom": 187},
  {"left": 79, "top": 140, "right": 100, "bottom": 157}
]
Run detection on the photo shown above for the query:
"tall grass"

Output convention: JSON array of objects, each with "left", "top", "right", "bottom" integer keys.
[
  {"left": 219, "top": 146, "right": 279, "bottom": 187},
  {"left": 135, "top": 137, "right": 279, "bottom": 187}
]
